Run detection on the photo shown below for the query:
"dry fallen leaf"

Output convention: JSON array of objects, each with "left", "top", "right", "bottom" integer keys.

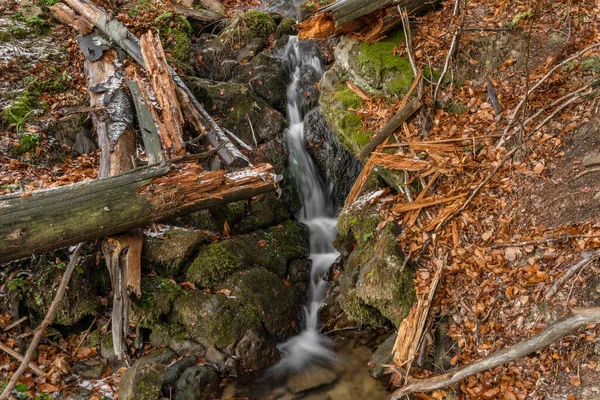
[{"left": 570, "top": 375, "right": 581, "bottom": 387}]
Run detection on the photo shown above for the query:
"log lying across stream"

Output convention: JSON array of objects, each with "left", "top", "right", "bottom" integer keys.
[{"left": 0, "top": 163, "right": 276, "bottom": 264}]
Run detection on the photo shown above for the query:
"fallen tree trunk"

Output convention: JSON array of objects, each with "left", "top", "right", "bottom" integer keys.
[
  {"left": 297, "top": 0, "right": 441, "bottom": 41},
  {"left": 0, "top": 163, "right": 276, "bottom": 264},
  {"left": 60, "top": 0, "right": 248, "bottom": 167}
]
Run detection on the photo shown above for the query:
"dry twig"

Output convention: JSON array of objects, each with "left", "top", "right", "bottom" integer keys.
[
  {"left": 0, "top": 342, "right": 45, "bottom": 376},
  {"left": 546, "top": 250, "right": 600, "bottom": 299}
]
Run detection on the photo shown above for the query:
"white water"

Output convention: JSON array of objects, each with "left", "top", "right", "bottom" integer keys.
[{"left": 271, "top": 36, "right": 340, "bottom": 374}]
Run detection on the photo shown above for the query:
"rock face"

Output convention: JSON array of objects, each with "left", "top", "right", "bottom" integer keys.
[
  {"left": 142, "top": 230, "right": 211, "bottom": 277},
  {"left": 334, "top": 192, "right": 415, "bottom": 327},
  {"left": 368, "top": 333, "right": 396, "bottom": 380},
  {"left": 235, "top": 53, "right": 288, "bottom": 113},
  {"left": 118, "top": 359, "right": 167, "bottom": 400},
  {"left": 305, "top": 108, "right": 363, "bottom": 207}
]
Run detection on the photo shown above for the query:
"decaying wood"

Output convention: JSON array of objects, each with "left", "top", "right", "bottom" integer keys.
[
  {"left": 391, "top": 257, "right": 443, "bottom": 375},
  {"left": 358, "top": 99, "right": 422, "bottom": 160},
  {"left": 297, "top": 0, "right": 441, "bottom": 41},
  {"left": 48, "top": 2, "right": 93, "bottom": 34},
  {"left": 126, "top": 78, "right": 164, "bottom": 165},
  {"left": 389, "top": 307, "right": 600, "bottom": 399},
  {"left": 393, "top": 193, "right": 466, "bottom": 213},
  {"left": 60, "top": 0, "right": 248, "bottom": 167},
  {"left": 0, "top": 244, "right": 84, "bottom": 400},
  {"left": 139, "top": 31, "right": 186, "bottom": 159},
  {"left": 0, "top": 163, "right": 276, "bottom": 264},
  {"left": 370, "top": 153, "right": 431, "bottom": 172}
]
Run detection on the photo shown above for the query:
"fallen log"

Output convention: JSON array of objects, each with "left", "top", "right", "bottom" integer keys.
[
  {"left": 0, "top": 163, "right": 276, "bottom": 264},
  {"left": 297, "top": 0, "right": 441, "bottom": 40},
  {"left": 59, "top": 0, "right": 248, "bottom": 167}
]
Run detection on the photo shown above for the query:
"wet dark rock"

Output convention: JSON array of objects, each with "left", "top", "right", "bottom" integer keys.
[
  {"left": 174, "top": 365, "right": 220, "bottom": 400},
  {"left": 368, "top": 333, "right": 396, "bottom": 380},
  {"left": 162, "top": 354, "right": 199, "bottom": 393},
  {"left": 118, "top": 359, "right": 167, "bottom": 400},
  {"left": 72, "top": 358, "right": 107, "bottom": 379},
  {"left": 236, "top": 37, "right": 269, "bottom": 62},
  {"left": 142, "top": 230, "right": 211, "bottom": 277},
  {"left": 143, "top": 347, "right": 176, "bottom": 365},
  {"left": 304, "top": 108, "right": 362, "bottom": 207},
  {"left": 234, "top": 327, "right": 280, "bottom": 371},
  {"left": 234, "top": 53, "right": 288, "bottom": 113},
  {"left": 228, "top": 267, "right": 301, "bottom": 340},
  {"left": 205, "top": 346, "right": 228, "bottom": 371},
  {"left": 296, "top": 65, "right": 321, "bottom": 115},
  {"left": 186, "top": 78, "right": 285, "bottom": 146},
  {"left": 260, "top": 138, "right": 302, "bottom": 215},
  {"left": 288, "top": 258, "right": 311, "bottom": 294},
  {"left": 238, "top": 192, "right": 291, "bottom": 233},
  {"left": 286, "top": 366, "right": 339, "bottom": 394}
]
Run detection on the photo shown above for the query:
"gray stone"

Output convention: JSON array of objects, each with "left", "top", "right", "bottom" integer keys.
[
  {"left": 163, "top": 354, "right": 199, "bottom": 391},
  {"left": 142, "top": 230, "right": 210, "bottom": 277},
  {"left": 234, "top": 53, "right": 288, "bottom": 112},
  {"left": 119, "top": 359, "right": 167, "bottom": 400},
  {"left": 583, "top": 152, "right": 600, "bottom": 167},
  {"left": 286, "top": 366, "right": 339, "bottom": 394},
  {"left": 174, "top": 365, "right": 220, "bottom": 400},
  {"left": 72, "top": 358, "right": 107, "bottom": 379},
  {"left": 19, "top": 0, "right": 43, "bottom": 19},
  {"left": 73, "top": 128, "right": 98, "bottom": 155},
  {"left": 234, "top": 327, "right": 280, "bottom": 371},
  {"left": 143, "top": 347, "right": 176, "bottom": 365},
  {"left": 368, "top": 333, "right": 396, "bottom": 380},
  {"left": 205, "top": 346, "right": 227, "bottom": 371}
]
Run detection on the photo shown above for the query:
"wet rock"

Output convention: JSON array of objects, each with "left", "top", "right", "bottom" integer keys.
[
  {"left": 368, "top": 333, "right": 396, "bottom": 380},
  {"left": 186, "top": 220, "right": 308, "bottom": 288},
  {"left": 205, "top": 346, "right": 228, "bottom": 371},
  {"left": 286, "top": 366, "right": 339, "bottom": 394},
  {"left": 162, "top": 354, "right": 199, "bottom": 393},
  {"left": 235, "top": 37, "right": 269, "bottom": 62},
  {"left": 260, "top": 138, "right": 302, "bottom": 215},
  {"left": 336, "top": 196, "right": 415, "bottom": 327},
  {"left": 130, "top": 276, "right": 184, "bottom": 328},
  {"left": 193, "top": 34, "right": 232, "bottom": 80},
  {"left": 288, "top": 258, "right": 311, "bottom": 294},
  {"left": 275, "top": 17, "right": 297, "bottom": 38},
  {"left": 304, "top": 108, "right": 362, "bottom": 207},
  {"left": 143, "top": 347, "right": 176, "bottom": 365},
  {"left": 72, "top": 358, "right": 107, "bottom": 379},
  {"left": 174, "top": 365, "right": 220, "bottom": 400},
  {"left": 296, "top": 65, "right": 321, "bottom": 115},
  {"left": 142, "top": 230, "right": 211, "bottom": 277},
  {"left": 234, "top": 327, "right": 280, "bottom": 371},
  {"left": 228, "top": 267, "right": 301, "bottom": 340},
  {"left": 186, "top": 78, "right": 285, "bottom": 146},
  {"left": 149, "top": 324, "right": 206, "bottom": 356},
  {"left": 118, "top": 359, "right": 167, "bottom": 400},
  {"left": 238, "top": 192, "right": 291, "bottom": 233},
  {"left": 234, "top": 53, "right": 288, "bottom": 112}
]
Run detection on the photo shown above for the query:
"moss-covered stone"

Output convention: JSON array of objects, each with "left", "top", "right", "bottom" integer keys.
[
  {"left": 25, "top": 16, "right": 50, "bottom": 35},
  {"left": 12, "top": 133, "right": 40, "bottom": 156},
  {"left": 3, "top": 88, "right": 39, "bottom": 126},
  {"left": 118, "top": 359, "right": 167, "bottom": 400},
  {"left": 130, "top": 276, "right": 183, "bottom": 328},
  {"left": 335, "top": 194, "right": 415, "bottom": 327},
  {"left": 209, "top": 200, "right": 248, "bottom": 231},
  {"left": 186, "top": 78, "right": 285, "bottom": 146},
  {"left": 142, "top": 230, "right": 211, "bottom": 277},
  {"left": 227, "top": 267, "right": 300, "bottom": 341},
  {"left": 220, "top": 10, "right": 276, "bottom": 47},
  {"left": 171, "top": 290, "right": 261, "bottom": 349},
  {"left": 276, "top": 17, "right": 297, "bottom": 38},
  {"left": 238, "top": 193, "right": 291, "bottom": 233},
  {"left": 186, "top": 220, "right": 308, "bottom": 288}
]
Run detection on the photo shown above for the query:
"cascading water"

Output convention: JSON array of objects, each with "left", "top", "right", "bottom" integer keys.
[{"left": 271, "top": 36, "right": 340, "bottom": 374}]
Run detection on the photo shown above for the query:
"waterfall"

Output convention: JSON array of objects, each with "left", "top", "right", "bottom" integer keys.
[{"left": 271, "top": 36, "right": 340, "bottom": 374}]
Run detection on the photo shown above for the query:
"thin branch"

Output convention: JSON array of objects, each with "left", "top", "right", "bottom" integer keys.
[
  {"left": 491, "top": 233, "right": 600, "bottom": 248},
  {"left": 390, "top": 308, "right": 600, "bottom": 399},
  {"left": 3, "top": 316, "right": 28, "bottom": 332},
  {"left": 546, "top": 250, "right": 600, "bottom": 299},
  {"left": 0, "top": 342, "right": 45, "bottom": 376},
  {"left": 0, "top": 243, "right": 85, "bottom": 400},
  {"left": 400, "top": 8, "right": 418, "bottom": 77}
]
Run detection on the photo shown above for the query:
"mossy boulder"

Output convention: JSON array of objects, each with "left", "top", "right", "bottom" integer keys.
[
  {"left": 142, "top": 230, "right": 212, "bottom": 277},
  {"left": 335, "top": 193, "right": 415, "bottom": 327},
  {"left": 149, "top": 323, "right": 205, "bottom": 356},
  {"left": 130, "top": 276, "right": 183, "bottom": 328},
  {"left": 118, "top": 359, "right": 167, "bottom": 400},
  {"left": 171, "top": 290, "right": 261, "bottom": 349},
  {"left": 227, "top": 267, "right": 301, "bottom": 340},
  {"left": 234, "top": 327, "right": 280, "bottom": 371},
  {"left": 234, "top": 53, "right": 288, "bottom": 112},
  {"left": 238, "top": 192, "right": 291, "bottom": 233},
  {"left": 187, "top": 78, "right": 285, "bottom": 146},
  {"left": 186, "top": 220, "right": 308, "bottom": 288},
  {"left": 260, "top": 138, "right": 302, "bottom": 215},
  {"left": 24, "top": 261, "right": 100, "bottom": 326}
]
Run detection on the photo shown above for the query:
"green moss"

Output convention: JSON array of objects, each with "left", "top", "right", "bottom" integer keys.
[
  {"left": 130, "top": 277, "right": 183, "bottom": 328},
  {"left": 0, "top": 31, "right": 10, "bottom": 42},
  {"left": 220, "top": 10, "right": 276, "bottom": 47},
  {"left": 3, "top": 88, "right": 39, "bottom": 126},
  {"left": 12, "top": 133, "right": 40, "bottom": 156},
  {"left": 25, "top": 16, "right": 50, "bottom": 35},
  {"left": 186, "top": 239, "right": 249, "bottom": 288},
  {"left": 38, "top": 0, "right": 61, "bottom": 6},
  {"left": 7, "top": 25, "right": 27, "bottom": 38},
  {"left": 332, "top": 87, "right": 363, "bottom": 109},
  {"left": 156, "top": 16, "right": 193, "bottom": 72},
  {"left": 276, "top": 17, "right": 296, "bottom": 38},
  {"left": 355, "top": 30, "right": 413, "bottom": 94}
]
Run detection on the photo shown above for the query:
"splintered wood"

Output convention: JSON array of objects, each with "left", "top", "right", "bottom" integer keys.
[{"left": 140, "top": 31, "right": 186, "bottom": 159}]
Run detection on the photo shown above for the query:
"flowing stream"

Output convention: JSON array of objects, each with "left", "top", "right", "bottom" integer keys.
[{"left": 272, "top": 36, "right": 339, "bottom": 374}]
